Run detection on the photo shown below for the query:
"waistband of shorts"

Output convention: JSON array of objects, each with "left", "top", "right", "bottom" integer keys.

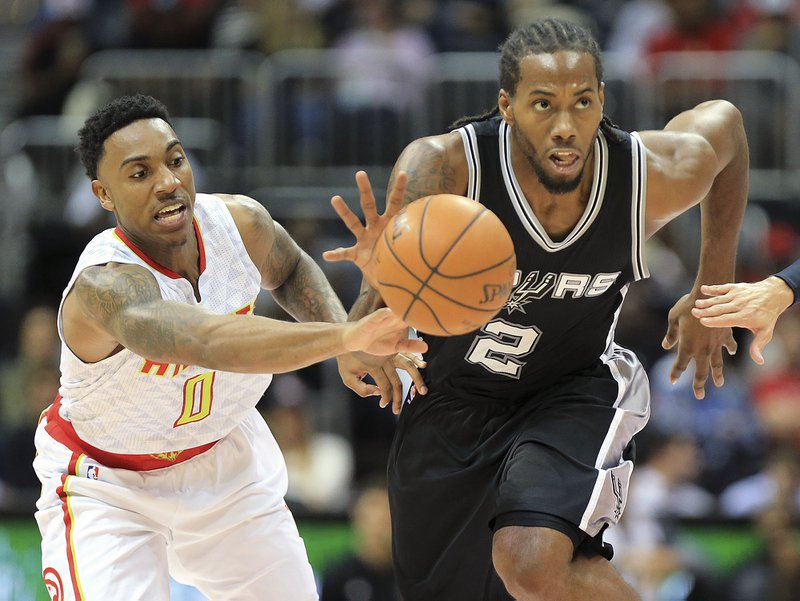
[{"left": 44, "top": 395, "right": 219, "bottom": 471}]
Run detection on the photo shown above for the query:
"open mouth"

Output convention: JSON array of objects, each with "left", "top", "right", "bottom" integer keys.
[
  {"left": 154, "top": 203, "right": 186, "bottom": 223},
  {"left": 549, "top": 150, "right": 580, "bottom": 172}
]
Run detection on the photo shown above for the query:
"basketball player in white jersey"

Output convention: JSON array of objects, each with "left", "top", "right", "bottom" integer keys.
[{"left": 33, "top": 94, "right": 427, "bottom": 601}]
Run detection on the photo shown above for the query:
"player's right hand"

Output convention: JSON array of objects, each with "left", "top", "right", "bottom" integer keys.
[
  {"left": 343, "top": 307, "right": 428, "bottom": 357},
  {"left": 323, "top": 170, "right": 408, "bottom": 288},
  {"left": 337, "top": 350, "right": 427, "bottom": 415}
]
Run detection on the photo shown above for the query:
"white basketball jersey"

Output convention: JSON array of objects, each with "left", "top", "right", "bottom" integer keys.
[{"left": 55, "top": 193, "right": 272, "bottom": 457}]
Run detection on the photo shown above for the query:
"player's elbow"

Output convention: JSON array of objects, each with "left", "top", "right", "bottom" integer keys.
[{"left": 707, "top": 100, "right": 748, "bottom": 172}]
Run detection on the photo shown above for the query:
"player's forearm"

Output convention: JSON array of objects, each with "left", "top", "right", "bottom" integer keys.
[
  {"left": 270, "top": 254, "right": 348, "bottom": 323},
  {"left": 694, "top": 105, "right": 749, "bottom": 289},
  {"left": 115, "top": 301, "right": 351, "bottom": 373},
  {"left": 348, "top": 278, "right": 385, "bottom": 321}
]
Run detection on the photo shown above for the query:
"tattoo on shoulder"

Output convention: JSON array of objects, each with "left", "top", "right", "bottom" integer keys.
[
  {"left": 75, "top": 265, "right": 161, "bottom": 324},
  {"left": 74, "top": 265, "right": 192, "bottom": 355},
  {"left": 394, "top": 142, "right": 458, "bottom": 204}
]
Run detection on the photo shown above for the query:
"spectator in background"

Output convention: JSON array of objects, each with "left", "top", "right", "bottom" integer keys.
[
  {"left": 604, "top": 0, "right": 672, "bottom": 77},
  {"left": 127, "top": 0, "right": 224, "bottom": 49},
  {"left": 728, "top": 500, "right": 800, "bottom": 601},
  {"left": 425, "top": 0, "right": 508, "bottom": 52},
  {"left": 747, "top": 311, "right": 800, "bottom": 452},
  {"left": 645, "top": 0, "right": 757, "bottom": 59},
  {"left": 14, "top": 2, "right": 92, "bottom": 118},
  {"left": 719, "top": 446, "right": 800, "bottom": 518},
  {"left": 0, "top": 362, "right": 60, "bottom": 510},
  {"left": 607, "top": 429, "right": 721, "bottom": 601},
  {"left": 321, "top": 478, "right": 398, "bottom": 601},
  {"left": 0, "top": 305, "right": 59, "bottom": 429},
  {"left": 738, "top": 0, "right": 800, "bottom": 59},
  {"left": 504, "top": 0, "right": 595, "bottom": 36},
  {"left": 211, "top": 0, "right": 330, "bottom": 54},
  {"left": 0, "top": 305, "right": 60, "bottom": 513},
  {"left": 262, "top": 373, "right": 355, "bottom": 515},
  {"left": 330, "top": 0, "right": 435, "bottom": 165},
  {"left": 647, "top": 349, "right": 765, "bottom": 495}
]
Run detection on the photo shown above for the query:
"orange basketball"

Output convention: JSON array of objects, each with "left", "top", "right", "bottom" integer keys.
[{"left": 373, "top": 194, "right": 516, "bottom": 336}]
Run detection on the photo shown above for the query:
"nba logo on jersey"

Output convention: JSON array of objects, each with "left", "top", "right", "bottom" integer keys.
[{"left": 87, "top": 465, "right": 100, "bottom": 480}]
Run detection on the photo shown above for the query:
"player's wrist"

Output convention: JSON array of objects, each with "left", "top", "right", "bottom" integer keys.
[{"left": 766, "top": 276, "right": 795, "bottom": 313}]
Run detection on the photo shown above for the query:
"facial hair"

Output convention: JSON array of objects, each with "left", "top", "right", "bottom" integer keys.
[{"left": 511, "top": 122, "right": 591, "bottom": 195}]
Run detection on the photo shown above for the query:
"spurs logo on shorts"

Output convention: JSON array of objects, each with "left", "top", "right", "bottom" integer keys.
[{"left": 610, "top": 472, "right": 624, "bottom": 520}]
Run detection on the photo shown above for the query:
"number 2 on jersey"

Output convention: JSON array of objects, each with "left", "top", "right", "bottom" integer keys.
[{"left": 466, "top": 320, "right": 541, "bottom": 378}]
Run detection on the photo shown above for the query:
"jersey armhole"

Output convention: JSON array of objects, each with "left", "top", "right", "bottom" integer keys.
[
  {"left": 457, "top": 124, "right": 481, "bottom": 202},
  {"left": 629, "top": 132, "right": 649, "bottom": 281}
]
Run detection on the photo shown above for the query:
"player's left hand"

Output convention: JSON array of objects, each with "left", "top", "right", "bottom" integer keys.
[
  {"left": 323, "top": 170, "right": 408, "bottom": 288},
  {"left": 336, "top": 350, "right": 427, "bottom": 415},
  {"left": 662, "top": 291, "right": 737, "bottom": 399}
]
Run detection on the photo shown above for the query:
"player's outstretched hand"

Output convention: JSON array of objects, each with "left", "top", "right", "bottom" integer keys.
[
  {"left": 344, "top": 307, "right": 428, "bottom": 358},
  {"left": 336, "top": 351, "right": 427, "bottom": 415},
  {"left": 323, "top": 170, "right": 408, "bottom": 287},
  {"left": 662, "top": 291, "right": 737, "bottom": 399},
  {"left": 691, "top": 278, "right": 793, "bottom": 365}
]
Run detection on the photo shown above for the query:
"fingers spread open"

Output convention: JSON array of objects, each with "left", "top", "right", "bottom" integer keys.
[
  {"left": 330, "top": 195, "right": 364, "bottom": 236},
  {"left": 386, "top": 171, "right": 408, "bottom": 215}
]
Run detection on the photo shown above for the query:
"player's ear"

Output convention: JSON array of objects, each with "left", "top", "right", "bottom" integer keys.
[
  {"left": 92, "top": 180, "right": 114, "bottom": 212},
  {"left": 599, "top": 81, "right": 605, "bottom": 110},
  {"left": 498, "top": 90, "right": 514, "bottom": 125}
]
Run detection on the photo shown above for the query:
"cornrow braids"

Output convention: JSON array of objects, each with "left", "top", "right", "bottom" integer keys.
[
  {"left": 449, "top": 18, "right": 620, "bottom": 139},
  {"left": 77, "top": 94, "right": 173, "bottom": 180},
  {"left": 448, "top": 106, "right": 499, "bottom": 131}
]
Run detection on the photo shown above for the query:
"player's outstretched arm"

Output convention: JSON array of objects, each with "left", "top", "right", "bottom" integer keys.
[
  {"left": 692, "top": 276, "right": 795, "bottom": 365},
  {"left": 641, "top": 99, "right": 748, "bottom": 398},
  {"left": 62, "top": 262, "right": 426, "bottom": 374}
]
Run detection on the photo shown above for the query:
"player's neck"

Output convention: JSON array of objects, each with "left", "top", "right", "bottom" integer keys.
[
  {"left": 121, "top": 224, "right": 202, "bottom": 292},
  {"left": 514, "top": 152, "right": 595, "bottom": 241}
]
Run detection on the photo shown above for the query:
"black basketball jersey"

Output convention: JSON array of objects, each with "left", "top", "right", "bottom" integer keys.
[{"left": 420, "top": 116, "right": 649, "bottom": 403}]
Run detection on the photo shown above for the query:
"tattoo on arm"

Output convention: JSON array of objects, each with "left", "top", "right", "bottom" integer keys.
[
  {"left": 267, "top": 228, "right": 347, "bottom": 323},
  {"left": 75, "top": 264, "right": 186, "bottom": 356},
  {"left": 273, "top": 258, "right": 346, "bottom": 322},
  {"left": 391, "top": 141, "right": 459, "bottom": 205}
]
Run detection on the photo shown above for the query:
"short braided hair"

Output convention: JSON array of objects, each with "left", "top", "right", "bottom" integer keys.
[
  {"left": 77, "top": 94, "right": 173, "bottom": 180},
  {"left": 449, "top": 18, "right": 619, "bottom": 137}
]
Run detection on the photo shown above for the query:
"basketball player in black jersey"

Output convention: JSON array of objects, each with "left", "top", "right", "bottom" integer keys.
[{"left": 327, "top": 18, "right": 748, "bottom": 601}]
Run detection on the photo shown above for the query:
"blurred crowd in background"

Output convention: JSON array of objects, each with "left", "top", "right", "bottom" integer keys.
[{"left": 1, "top": 0, "right": 800, "bottom": 599}]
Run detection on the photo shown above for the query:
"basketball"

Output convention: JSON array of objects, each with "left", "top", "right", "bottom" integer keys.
[{"left": 373, "top": 194, "right": 517, "bottom": 336}]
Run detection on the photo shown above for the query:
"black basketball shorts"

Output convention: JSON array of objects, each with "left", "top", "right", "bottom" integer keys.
[{"left": 387, "top": 348, "right": 650, "bottom": 601}]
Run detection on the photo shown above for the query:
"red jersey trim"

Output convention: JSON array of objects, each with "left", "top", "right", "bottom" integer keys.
[
  {"left": 44, "top": 396, "right": 218, "bottom": 471},
  {"left": 113, "top": 218, "right": 207, "bottom": 279}
]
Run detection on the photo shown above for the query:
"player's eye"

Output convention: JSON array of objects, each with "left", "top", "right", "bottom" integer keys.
[
  {"left": 576, "top": 98, "right": 591, "bottom": 109},
  {"left": 533, "top": 100, "right": 550, "bottom": 111}
]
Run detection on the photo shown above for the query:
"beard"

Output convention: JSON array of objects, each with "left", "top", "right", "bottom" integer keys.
[{"left": 511, "top": 123, "right": 591, "bottom": 195}]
